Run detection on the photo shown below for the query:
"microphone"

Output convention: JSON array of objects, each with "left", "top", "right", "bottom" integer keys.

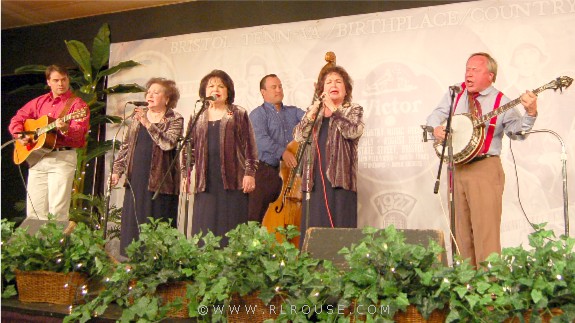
[
  {"left": 197, "top": 94, "right": 218, "bottom": 102},
  {"left": 127, "top": 101, "right": 149, "bottom": 106},
  {"left": 126, "top": 107, "right": 148, "bottom": 119},
  {"left": 449, "top": 84, "right": 462, "bottom": 93}
]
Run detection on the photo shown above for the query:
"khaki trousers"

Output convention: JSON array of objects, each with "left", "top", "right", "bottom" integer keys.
[
  {"left": 26, "top": 150, "right": 77, "bottom": 220},
  {"left": 454, "top": 156, "right": 504, "bottom": 267}
]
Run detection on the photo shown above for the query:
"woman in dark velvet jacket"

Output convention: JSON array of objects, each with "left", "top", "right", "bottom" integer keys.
[
  {"left": 111, "top": 77, "right": 183, "bottom": 256},
  {"left": 293, "top": 65, "right": 364, "bottom": 247},
  {"left": 182, "top": 69, "right": 258, "bottom": 245}
]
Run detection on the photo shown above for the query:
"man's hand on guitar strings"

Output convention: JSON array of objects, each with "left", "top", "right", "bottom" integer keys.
[{"left": 56, "top": 118, "right": 70, "bottom": 134}]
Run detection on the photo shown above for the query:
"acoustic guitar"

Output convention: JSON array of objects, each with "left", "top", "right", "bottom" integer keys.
[{"left": 13, "top": 108, "right": 87, "bottom": 166}]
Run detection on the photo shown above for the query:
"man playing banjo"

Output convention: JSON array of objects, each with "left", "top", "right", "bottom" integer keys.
[{"left": 426, "top": 52, "right": 538, "bottom": 268}]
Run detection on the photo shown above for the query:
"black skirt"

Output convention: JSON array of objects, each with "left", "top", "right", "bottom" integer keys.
[
  {"left": 191, "top": 120, "right": 249, "bottom": 246},
  {"left": 120, "top": 126, "right": 178, "bottom": 256},
  {"left": 300, "top": 116, "right": 358, "bottom": 245}
]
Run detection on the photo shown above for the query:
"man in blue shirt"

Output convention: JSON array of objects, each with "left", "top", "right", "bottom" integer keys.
[
  {"left": 248, "top": 74, "right": 305, "bottom": 221},
  {"left": 426, "top": 52, "right": 538, "bottom": 267}
]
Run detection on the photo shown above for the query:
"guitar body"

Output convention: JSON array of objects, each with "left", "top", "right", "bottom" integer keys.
[
  {"left": 433, "top": 113, "right": 485, "bottom": 164},
  {"left": 13, "top": 115, "right": 57, "bottom": 166}
]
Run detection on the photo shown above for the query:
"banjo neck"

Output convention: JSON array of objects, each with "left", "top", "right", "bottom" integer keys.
[{"left": 471, "top": 76, "right": 573, "bottom": 128}]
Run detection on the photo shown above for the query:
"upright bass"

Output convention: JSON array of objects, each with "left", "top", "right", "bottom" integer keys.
[{"left": 262, "top": 52, "right": 337, "bottom": 247}]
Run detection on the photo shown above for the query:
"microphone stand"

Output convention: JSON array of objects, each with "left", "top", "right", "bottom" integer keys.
[
  {"left": 433, "top": 87, "right": 458, "bottom": 257},
  {"left": 102, "top": 103, "right": 132, "bottom": 239},
  {"left": 152, "top": 100, "right": 209, "bottom": 237},
  {"left": 516, "top": 129, "right": 570, "bottom": 236},
  {"left": 299, "top": 98, "right": 325, "bottom": 241}
]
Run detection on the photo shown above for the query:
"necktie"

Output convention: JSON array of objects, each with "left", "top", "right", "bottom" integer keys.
[{"left": 469, "top": 92, "right": 482, "bottom": 118}]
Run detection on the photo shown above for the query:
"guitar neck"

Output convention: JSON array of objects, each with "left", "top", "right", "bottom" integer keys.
[
  {"left": 475, "top": 85, "right": 546, "bottom": 126},
  {"left": 37, "top": 113, "right": 75, "bottom": 136}
]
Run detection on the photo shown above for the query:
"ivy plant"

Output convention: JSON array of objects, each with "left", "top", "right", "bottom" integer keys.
[
  {"left": 1, "top": 219, "right": 113, "bottom": 303},
  {"left": 339, "top": 225, "right": 449, "bottom": 322},
  {"left": 65, "top": 218, "right": 220, "bottom": 322},
  {"left": 1, "top": 219, "right": 18, "bottom": 298},
  {"left": 193, "top": 222, "right": 328, "bottom": 322},
  {"left": 483, "top": 223, "right": 575, "bottom": 322}
]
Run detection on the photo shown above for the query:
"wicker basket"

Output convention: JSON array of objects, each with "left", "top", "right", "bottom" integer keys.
[
  {"left": 227, "top": 291, "right": 283, "bottom": 323},
  {"left": 394, "top": 305, "right": 447, "bottom": 323},
  {"left": 505, "top": 308, "right": 564, "bottom": 323},
  {"left": 15, "top": 270, "right": 88, "bottom": 305},
  {"left": 156, "top": 281, "right": 192, "bottom": 318},
  {"left": 349, "top": 302, "right": 447, "bottom": 323}
]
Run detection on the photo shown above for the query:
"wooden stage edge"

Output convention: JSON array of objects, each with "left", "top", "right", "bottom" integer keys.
[{"left": 0, "top": 297, "right": 194, "bottom": 322}]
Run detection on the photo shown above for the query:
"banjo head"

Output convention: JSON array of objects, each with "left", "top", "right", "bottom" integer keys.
[{"left": 434, "top": 113, "right": 485, "bottom": 164}]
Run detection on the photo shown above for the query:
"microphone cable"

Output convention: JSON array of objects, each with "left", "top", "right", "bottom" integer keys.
[
  {"left": 2, "top": 136, "right": 44, "bottom": 220},
  {"left": 312, "top": 118, "right": 335, "bottom": 228},
  {"left": 106, "top": 103, "right": 142, "bottom": 239},
  {"left": 508, "top": 137, "right": 539, "bottom": 233},
  {"left": 426, "top": 164, "right": 461, "bottom": 260}
]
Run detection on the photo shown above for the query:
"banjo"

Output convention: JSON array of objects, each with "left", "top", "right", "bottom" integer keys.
[{"left": 434, "top": 76, "right": 573, "bottom": 164}]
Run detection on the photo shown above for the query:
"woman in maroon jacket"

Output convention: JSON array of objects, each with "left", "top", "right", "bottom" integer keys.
[
  {"left": 293, "top": 65, "right": 364, "bottom": 246},
  {"left": 111, "top": 77, "right": 183, "bottom": 256},
  {"left": 183, "top": 70, "right": 258, "bottom": 245}
]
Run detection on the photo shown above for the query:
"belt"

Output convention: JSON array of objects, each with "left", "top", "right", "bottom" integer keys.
[
  {"left": 468, "top": 154, "right": 497, "bottom": 164},
  {"left": 53, "top": 147, "right": 74, "bottom": 152},
  {"left": 260, "top": 161, "right": 279, "bottom": 169}
]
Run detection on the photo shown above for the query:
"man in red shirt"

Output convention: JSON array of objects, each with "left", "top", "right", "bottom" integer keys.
[{"left": 9, "top": 64, "right": 90, "bottom": 220}]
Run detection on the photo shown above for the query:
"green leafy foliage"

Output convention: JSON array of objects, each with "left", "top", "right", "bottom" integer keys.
[
  {"left": 1, "top": 219, "right": 18, "bottom": 298},
  {"left": 479, "top": 224, "right": 575, "bottom": 322},
  {"left": 68, "top": 193, "right": 121, "bottom": 239},
  {"left": 191, "top": 222, "right": 334, "bottom": 322},
  {"left": 65, "top": 218, "right": 219, "bottom": 323},
  {"left": 1, "top": 219, "right": 113, "bottom": 303},
  {"left": 2, "top": 220, "right": 110, "bottom": 275},
  {"left": 2, "top": 220, "right": 566, "bottom": 322},
  {"left": 339, "top": 225, "right": 448, "bottom": 321}
]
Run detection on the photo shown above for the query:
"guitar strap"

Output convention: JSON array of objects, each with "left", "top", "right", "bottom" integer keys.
[{"left": 58, "top": 93, "right": 77, "bottom": 119}]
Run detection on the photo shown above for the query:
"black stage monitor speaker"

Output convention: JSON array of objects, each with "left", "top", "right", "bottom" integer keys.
[{"left": 302, "top": 227, "right": 447, "bottom": 270}]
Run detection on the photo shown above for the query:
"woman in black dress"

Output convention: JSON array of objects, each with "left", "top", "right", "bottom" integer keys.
[
  {"left": 183, "top": 70, "right": 258, "bottom": 245},
  {"left": 111, "top": 78, "right": 183, "bottom": 256},
  {"left": 293, "top": 65, "right": 364, "bottom": 247}
]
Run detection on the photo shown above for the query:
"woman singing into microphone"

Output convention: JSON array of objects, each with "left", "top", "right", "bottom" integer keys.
[
  {"left": 293, "top": 65, "right": 364, "bottom": 245},
  {"left": 182, "top": 70, "right": 258, "bottom": 246},
  {"left": 111, "top": 77, "right": 183, "bottom": 257}
]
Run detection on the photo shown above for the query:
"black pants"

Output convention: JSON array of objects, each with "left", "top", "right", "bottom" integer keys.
[{"left": 248, "top": 162, "right": 282, "bottom": 222}]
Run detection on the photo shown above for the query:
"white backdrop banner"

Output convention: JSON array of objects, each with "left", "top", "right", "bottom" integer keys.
[{"left": 107, "top": 0, "right": 575, "bottom": 256}]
